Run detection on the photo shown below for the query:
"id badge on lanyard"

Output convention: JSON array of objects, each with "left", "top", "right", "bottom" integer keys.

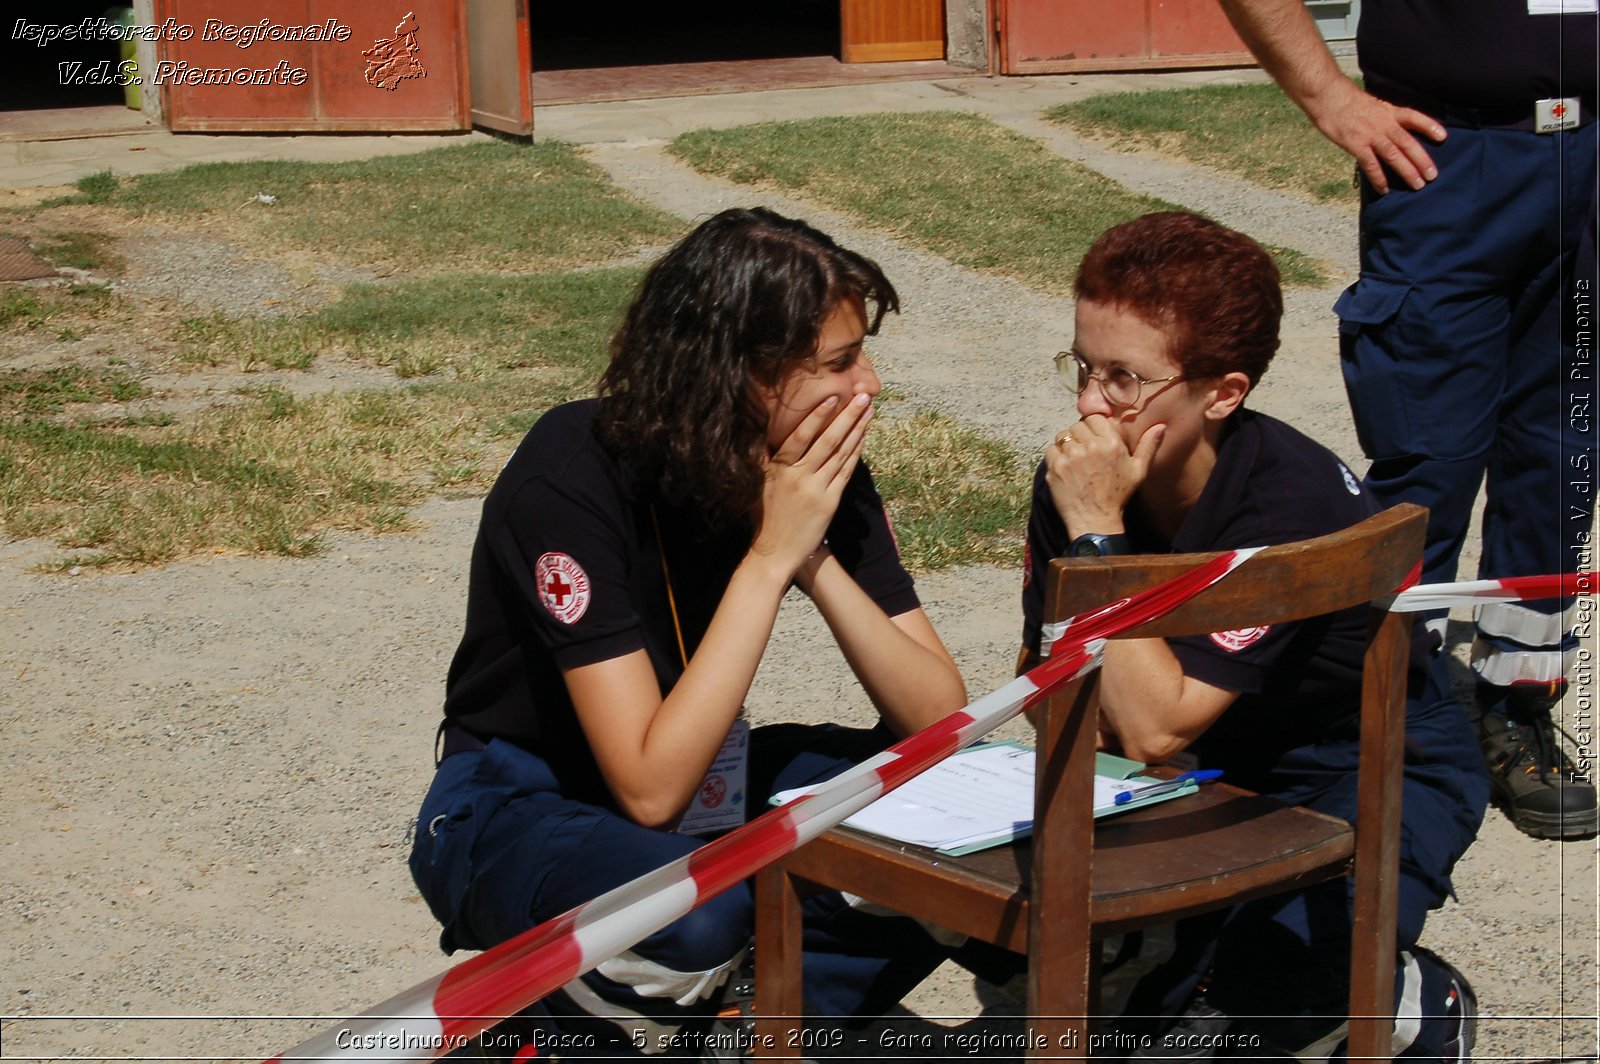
[
  {"left": 674, "top": 718, "right": 749, "bottom": 836},
  {"left": 650, "top": 504, "right": 750, "bottom": 836}
]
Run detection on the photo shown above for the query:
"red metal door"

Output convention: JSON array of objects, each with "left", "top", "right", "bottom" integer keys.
[
  {"left": 157, "top": 0, "right": 470, "bottom": 132},
  {"left": 998, "top": 0, "right": 1250, "bottom": 74},
  {"left": 1148, "top": 0, "right": 1252, "bottom": 57}
]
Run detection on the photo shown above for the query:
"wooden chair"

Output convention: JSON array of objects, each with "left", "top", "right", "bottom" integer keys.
[{"left": 754, "top": 503, "right": 1426, "bottom": 1060}]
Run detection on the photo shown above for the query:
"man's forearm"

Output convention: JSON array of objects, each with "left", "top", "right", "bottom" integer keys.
[
  {"left": 1218, "top": 0, "right": 1445, "bottom": 191},
  {"left": 1218, "top": 0, "right": 1351, "bottom": 119}
]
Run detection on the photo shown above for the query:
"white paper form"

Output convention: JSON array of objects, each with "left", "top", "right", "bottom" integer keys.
[
  {"left": 841, "top": 742, "right": 1036, "bottom": 850},
  {"left": 772, "top": 743, "right": 1160, "bottom": 854}
]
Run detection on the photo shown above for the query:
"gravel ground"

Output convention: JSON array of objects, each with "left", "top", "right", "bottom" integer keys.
[{"left": 3, "top": 75, "right": 1597, "bottom": 1063}]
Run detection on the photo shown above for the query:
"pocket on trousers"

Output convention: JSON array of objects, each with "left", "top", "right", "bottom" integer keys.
[
  {"left": 1334, "top": 277, "right": 1416, "bottom": 462},
  {"left": 409, "top": 753, "right": 498, "bottom": 952}
]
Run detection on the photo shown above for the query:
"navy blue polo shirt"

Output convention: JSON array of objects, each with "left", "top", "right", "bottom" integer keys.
[
  {"left": 443, "top": 399, "right": 919, "bottom": 807},
  {"left": 1358, "top": 0, "right": 1596, "bottom": 111},
  {"left": 1021, "top": 409, "right": 1383, "bottom": 798}
]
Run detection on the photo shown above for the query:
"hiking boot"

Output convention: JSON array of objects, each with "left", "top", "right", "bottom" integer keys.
[
  {"left": 698, "top": 950, "right": 824, "bottom": 1064},
  {"left": 1127, "top": 994, "right": 1232, "bottom": 1060},
  {"left": 1395, "top": 947, "right": 1477, "bottom": 1062},
  {"left": 1479, "top": 680, "right": 1599, "bottom": 839},
  {"left": 702, "top": 951, "right": 757, "bottom": 1062},
  {"left": 1435, "top": 954, "right": 1478, "bottom": 1064}
]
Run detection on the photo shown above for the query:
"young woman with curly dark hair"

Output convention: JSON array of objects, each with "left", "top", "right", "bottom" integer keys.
[{"left": 410, "top": 207, "right": 965, "bottom": 1053}]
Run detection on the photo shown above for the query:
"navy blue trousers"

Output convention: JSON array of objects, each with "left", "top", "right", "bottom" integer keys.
[
  {"left": 1334, "top": 119, "right": 1598, "bottom": 684},
  {"left": 409, "top": 723, "right": 947, "bottom": 1048},
  {"left": 1119, "top": 668, "right": 1489, "bottom": 1060}
]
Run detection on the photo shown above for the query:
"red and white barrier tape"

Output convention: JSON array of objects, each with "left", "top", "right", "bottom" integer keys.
[
  {"left": 1387, "top": 572, "right": 1596, "bottom": 614},
  {"left": 1040, "top": 572, "right": 1597, "bottom": 659},
  {"left": 267, "top": 547, "right": 1263, "bottom": 1062}
]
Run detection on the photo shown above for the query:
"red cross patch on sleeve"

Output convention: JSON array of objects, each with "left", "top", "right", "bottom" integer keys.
[
  {"left": 1210, "top": 625, "right": 1271, "bottom": 652},
  {"left": 535, "top": 552, "right": 591, "bottom": 624}
]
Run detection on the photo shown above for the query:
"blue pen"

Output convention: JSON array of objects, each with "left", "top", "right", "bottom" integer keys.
[{"left": 1112, "top": 768, "right": 1224, "bottom": 806}]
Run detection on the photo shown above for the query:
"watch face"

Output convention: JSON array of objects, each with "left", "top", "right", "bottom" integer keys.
[{"left": 1072, "top": 538, "right": 1103, "bottom": 557}]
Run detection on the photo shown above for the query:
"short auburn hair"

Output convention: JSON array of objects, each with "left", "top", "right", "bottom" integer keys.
[{"left": 1073, "top": 212, "right": 1281, "bottom": 386}]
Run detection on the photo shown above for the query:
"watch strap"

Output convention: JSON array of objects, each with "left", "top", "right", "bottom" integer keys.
[{"left": 1070, "top": 532, "right": 1132, "bottom": 557}]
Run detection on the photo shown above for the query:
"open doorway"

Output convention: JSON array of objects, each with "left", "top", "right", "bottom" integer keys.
[
  {"left": 526, "top": 0, "right": 978, "bottom": 106},
  {"left": 3, "top": 0, "right": 153, "bottom": 138},
  {"left": 532, "top": 0, "right": 840, "bottom": 70}
]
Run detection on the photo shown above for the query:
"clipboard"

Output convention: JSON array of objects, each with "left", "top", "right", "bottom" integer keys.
[{"left": 771, "top": 740, "right": 1201, "bottom": 857}]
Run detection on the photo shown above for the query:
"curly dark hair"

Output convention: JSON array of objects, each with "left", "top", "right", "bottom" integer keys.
[
  {"left": 1074, "top": 211, "right": 1282, "bottom": 386},
  {"left": 595, "top": 207, "right": 899, "bottom": 528}
]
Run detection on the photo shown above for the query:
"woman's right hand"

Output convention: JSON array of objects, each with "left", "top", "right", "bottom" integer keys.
[
  {"left": 752, "top": 392, "right": 873, "bottom": 577},
  {"left": 1045, "top": 414, "right": 1163, "bottom": 535}
]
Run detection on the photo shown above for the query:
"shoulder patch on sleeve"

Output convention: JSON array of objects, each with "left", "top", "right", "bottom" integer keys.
[
  {"left": 1338, "top": 462, "right": 1362, "bottom": 496},
  {"left": 1210, "top": 625, "right": 1271, "bottom": 652},
  {"left": 536, "top": 552, "right": 591, "bottom": 624}
]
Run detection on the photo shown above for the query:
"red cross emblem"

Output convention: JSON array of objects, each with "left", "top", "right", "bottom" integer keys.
[
  {"left": 1211, "top": 625, "right": 1271, "bottom": 652},
  {"left": 700, "top": 775, "right": 727, "bottom": 808},
  {"left": 535, "top": 552, "right": 591, "bottom": 624},
  {"left": 1553, "top": 102, "right": 1569, "bottom": 119}
]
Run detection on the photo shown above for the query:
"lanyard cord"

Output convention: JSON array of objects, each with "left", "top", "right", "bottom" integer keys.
[{"left": 648, "top": 505, "right": 690, "bottom": 670}]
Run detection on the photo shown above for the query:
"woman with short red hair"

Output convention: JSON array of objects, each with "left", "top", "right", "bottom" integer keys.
[{"left": 1020, "top": 212, "right": 1486, "bottom": 1061}]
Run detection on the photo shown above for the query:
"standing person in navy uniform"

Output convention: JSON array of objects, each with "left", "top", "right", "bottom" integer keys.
[
  {"left": 1218, "top": 0, "right": 1598, "bottom": 838},
  {"left": 1020, "top": 213, "right": 1488, "bottom": 1059},
  {"left": 411, "top": 208, "right": 966, "bottom": 1053}
]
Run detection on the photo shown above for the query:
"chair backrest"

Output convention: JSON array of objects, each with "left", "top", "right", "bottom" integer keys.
[
  {"left": 1027, "top": 503, "right": 1425, "bottom": 1058},
  {"left": 1043, "top": 502, "right": 1425, "bottom": 639}
]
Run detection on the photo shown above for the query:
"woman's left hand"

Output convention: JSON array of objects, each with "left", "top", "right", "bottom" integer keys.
[
  {"left": 752, "top": 394, "right": 873, "bottom": 579},
  {"left": 1045, "top": 415, "right": 1164, "bottom": 534}
]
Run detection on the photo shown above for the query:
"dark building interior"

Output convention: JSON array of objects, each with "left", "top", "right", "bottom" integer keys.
[
  {"left": 530, "top": 0, "right": 841, "bottom": 71},
  {"left": 9, "top": 1, "right": 133, "bottom": 109}
]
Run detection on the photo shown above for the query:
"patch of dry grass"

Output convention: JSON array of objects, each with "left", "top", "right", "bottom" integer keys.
[
  {"left": 2, "top": 132, "right": 1036, "bottom": 571},
  {"left": 96, "top": 141, "right": 684, "bottom": 273},
  {"left": 0, "top": 371, "right": 584, "bottom": 567},
  {"left": 1, "top": 281, "right": 123, "bottom": 339},
  {"left": 867, "top": 407, "right": 1028, "bottom": 572},
  {"left": 1047, "top": 83, "right": 1358, "bottom": 204},
  {"left": 671, "top": 111, "right": 1325, "bottom": 289}
]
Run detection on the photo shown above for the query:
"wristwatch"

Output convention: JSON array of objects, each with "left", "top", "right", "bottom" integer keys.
[{"left": 1069, "top": 532, "right": 1132, "bottom": 557}]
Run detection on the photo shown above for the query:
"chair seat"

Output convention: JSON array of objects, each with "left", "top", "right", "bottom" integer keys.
[{"left": 779, "top": 782, "right": 1353, "bottom": 951}]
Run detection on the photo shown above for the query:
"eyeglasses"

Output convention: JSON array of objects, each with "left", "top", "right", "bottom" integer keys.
[{"left": 1053, "top": 350, "right": 1184, "bottom": 409}]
